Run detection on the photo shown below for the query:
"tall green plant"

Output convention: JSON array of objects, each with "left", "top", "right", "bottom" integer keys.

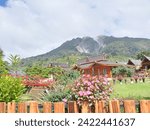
[
  {"left": 0, "top": 75, "right": 25, "bottom": 102},
  {"left": 0, "top": 50, "right": 8, "bottom": 75},
  {"left": 8, "top": 54, "right": 21, "bottom": 75}
]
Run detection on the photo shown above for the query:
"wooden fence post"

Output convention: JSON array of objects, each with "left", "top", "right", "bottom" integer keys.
[
  {"left": 30, "top": 101, "right": 39, "bottom": 113},
  {"left": 18, "top": 102, "right": 27, "bottom": 113},
  {"left": 43, "top": 102, "right": 52, "bottom": 113},
  {"left": 54, "top": 102, "right": 65, "bottom": 113},
  {"left": 68, "top": 101, "right": 79, "bottom": 113},
  {"left": 124, "top": 100, "right": 136, "bottom": 113},
  {"left": 109, "top": 100, "right": 120, "bottom": 113},
  {"left": 7, "top": 102, "right": 16, "bottom": 113},
  {"left": 0, "top": 102, "right": 6, "bottom": 113},
  {"left": 82, "top": 101, "right": 89, "bottom": 113},
  {"left": 95, "top": 101, "right": 106, "bottom": 113},
  {"left": 140, "top": 100, "right": 150, "bottom": 113}
]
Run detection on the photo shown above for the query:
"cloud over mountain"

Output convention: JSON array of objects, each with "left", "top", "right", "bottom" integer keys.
[{"left": 0, "top": 0, "right": 150, "bottom": 59}]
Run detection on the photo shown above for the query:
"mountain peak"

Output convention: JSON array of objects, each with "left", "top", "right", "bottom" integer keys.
[{"left": 21, "top": 35, "right": 150, "bottom": 66}]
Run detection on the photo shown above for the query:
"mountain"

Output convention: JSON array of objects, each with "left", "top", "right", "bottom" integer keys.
[{"left": 21, "top": 35, "right": 150, "bottom": 66}]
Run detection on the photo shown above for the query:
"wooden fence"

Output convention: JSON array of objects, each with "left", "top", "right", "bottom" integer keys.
[{"left": 0, "top": 100, "right": 150, "bottom": 113}]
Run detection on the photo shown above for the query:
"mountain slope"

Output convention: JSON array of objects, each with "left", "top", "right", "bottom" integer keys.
[{"left": 21, "top": 35, "right": 150, "bottom": 66}]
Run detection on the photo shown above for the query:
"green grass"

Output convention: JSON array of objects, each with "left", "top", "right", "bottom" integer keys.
[{"left": 110, "top": 79, "right": 150, "bottom": 100}]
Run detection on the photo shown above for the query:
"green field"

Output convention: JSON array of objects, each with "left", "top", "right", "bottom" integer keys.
[{"left": 111, "top": 79, "right": 150, "bottom": 100}]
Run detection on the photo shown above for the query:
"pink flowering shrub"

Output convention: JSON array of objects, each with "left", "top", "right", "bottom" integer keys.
[{"left": 72, "top": 74, "right": 112, "bottom": 106}]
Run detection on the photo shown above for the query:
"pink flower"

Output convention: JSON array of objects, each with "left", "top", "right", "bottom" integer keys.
[
  {"left": 83, "top": 91, "right": 92, "bottom": 96},
  {"left": 62, "top": 98, "right": 67, "bottom": 103},
  {"left": 86, "top": 91, "right": 92, "bottom": 95},
  {"left": 90, "top": 85, "right": 94, "bottom": 89},
  {"left": 87, "top": 81, "right": 91, "bottom": 86},
  {"left": 78, "top": 91, "right": 83, "bottom": 96},
  {"left": 90, "top": 96, "right": 94, "bottom": 99},
  {"left": 77, "top": 82, "right": 80, "bottom": 86},
  {"left": 103, "top": 82, "right": 108, "bottom": 85}
]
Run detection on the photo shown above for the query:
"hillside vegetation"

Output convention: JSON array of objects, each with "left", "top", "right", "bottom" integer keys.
[{"left": 21, "top": 35, "right": 150, "bottom": 66}]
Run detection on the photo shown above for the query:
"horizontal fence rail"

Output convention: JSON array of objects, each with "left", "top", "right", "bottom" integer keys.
[{"left": 0, "top": 100, "right": 150, "bottom": 113}]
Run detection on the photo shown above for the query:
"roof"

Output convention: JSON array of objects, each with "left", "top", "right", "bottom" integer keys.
[
  {"left": 74, "top": 61, "right": 121, "bottom": 70},
  {"left": 96, "top": 61, "right": 120, "bottom": 66},
  {"left": 77, "top": 55, "right": 107, "bottom": 65},
  {"left": 143, "top": 55, "right": 150, "bottom": 61},
  {"left": 127, "top": 59, "right": 141, "bottom": 66},
  {"left": 75, "top": 63, "right": 94, "bottom": 69}
]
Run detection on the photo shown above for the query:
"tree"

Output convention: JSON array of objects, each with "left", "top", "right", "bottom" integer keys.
[
  {"left": 8, "top": 54, "right": 21, "bottom": 75},
  {"left": 136, "top": 51, "right": 150, "bottom": 60},
  {"left": 0, "top": 50, "right": 8, "bottom": 75},
  {"left": 112, "top": 66, "right": 134, "bottom": 77}
]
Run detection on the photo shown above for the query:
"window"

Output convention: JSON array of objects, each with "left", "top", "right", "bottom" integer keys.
[{"left": 103, "top": 68, "right": 107, "bottom": 75}]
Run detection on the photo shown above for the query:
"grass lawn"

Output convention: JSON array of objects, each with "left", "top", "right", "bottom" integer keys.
[{"left": 110, "top": 79, "right": 150, "bottom": 100}]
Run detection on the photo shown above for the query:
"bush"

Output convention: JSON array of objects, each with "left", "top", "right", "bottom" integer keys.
[
  {"left": 57, "top": 70, "right": 80, "bottom": 86},
  {"left": 38, "top": 84, "right": 71, "bottom": 102},
  {"left": 112, "top": 66, "right": 134, "bottom": 77},
  {"left": 72, "top": 75, "right": 112, "bottom": 106},
  {"left": 0, "top": 75, "right": 25, "bottom": 102}
]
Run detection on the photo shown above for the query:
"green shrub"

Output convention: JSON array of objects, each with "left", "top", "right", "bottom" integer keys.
[
  {"left": 37, "top": 84, "right": 71, "bottom": 102},
  {"left": 0, "top": 75, "right": 26, "bottom": 102},
  {"left": 112, "top": 66, "right": 134, "bottom": 77}
]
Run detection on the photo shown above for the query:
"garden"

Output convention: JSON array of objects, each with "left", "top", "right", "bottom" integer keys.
[{"left": 0, "top": 52, "right": 150, "bottom": 113}]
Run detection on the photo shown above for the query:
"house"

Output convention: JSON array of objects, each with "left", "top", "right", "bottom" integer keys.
[
  {"left": 127, "top": 59, "right": 141, "bottom": 70},
  {"left": 73, "top": 55, "right": 122, "bottom": 78},
  {"left": 141, "top": 55, "right": 150, "bottom": 70}
]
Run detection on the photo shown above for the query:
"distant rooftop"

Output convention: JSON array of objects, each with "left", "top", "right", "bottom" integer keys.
[
  {"left": 77, "top": 54, "right": 107, "bottom": 65},
  {"left": 127, "top": 59, "right": 141, "bottom": 66},
  {"left": 143, "top": 55, "right": 150, "bottom": 61},
  {"left": 48, "top": 62, "right": 69, "bottom": 68}
]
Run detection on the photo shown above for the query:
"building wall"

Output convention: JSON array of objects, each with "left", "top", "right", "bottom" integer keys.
[{"left": 82, "top": 65, "right": 112, "bottom": 78}]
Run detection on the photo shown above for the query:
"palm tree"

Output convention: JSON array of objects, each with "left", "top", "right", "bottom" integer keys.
[{"left": 8, "top": 54, "right": 21, "bottom": 75}]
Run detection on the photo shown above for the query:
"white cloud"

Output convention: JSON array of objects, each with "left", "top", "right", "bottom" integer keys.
[{"left": 0, "top": 0, "right": 150, "bottom": 59}]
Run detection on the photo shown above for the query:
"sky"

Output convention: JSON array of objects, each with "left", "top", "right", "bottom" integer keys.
[{"left": 0, "top": 0, "right": 150, "bottom": 59}]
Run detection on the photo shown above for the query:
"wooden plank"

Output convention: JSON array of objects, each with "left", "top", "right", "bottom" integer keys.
[
  {"left": 30, "top": 101, "right": 39, "bottom": 113},
  {"left": 124, "top": 100, "right": 136, "bottom": 113},
  {"left": 140, "top": 100, "right": 150, "bottom": 113},
  {"left": 18, "top": 102, "right": 27, "bottom": 113},
  {"left": 43, "top": 102, "right": 52, "bottom": 113},
  {"left": 68, "top": 101, "right": 79, "bottom": 113},
  {"left": 82, "top": 101, "right": 89, "bottom": 113},
  {"left": 7, "top": 102, "right": 16, "bottom": 113},
  {"left": 0, "top": 102, "right": 6, "bottom": 113},
  {"left": 95, "top": 101, "right": 106, "bottom": 113},
  {"left": 54, "top": 102, "right": 65, "bottom": 113},
  {"left": 109, "top": 100, "right": 120, "bottom": 113}
]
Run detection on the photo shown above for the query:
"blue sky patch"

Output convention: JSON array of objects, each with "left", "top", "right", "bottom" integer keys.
[{"left": 0, "top": 0, "right": 8, "bottom": 7}]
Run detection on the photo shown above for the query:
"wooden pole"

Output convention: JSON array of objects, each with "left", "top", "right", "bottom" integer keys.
[
  {"left": 124, "top": 100, "right": 136, "bottom": 113},
  {"left": 43, "top": 102, "right": 52, "bottom": 113},
  {"left": 18, "top": 102, "right": 27, "bottom": 113},
  {"left": 30, "top": 101, "right": 39, "bottom": 113},
  {"left": 0, "top": 102, "right": 6, "bottom": 113},
  {"left": 54, "top": 102, "right": 65, "bottom": 113},
  {"left": 7, "top": 102, "right": 16, "bottom": 113},
  {"left": 140, "top": 100, "right": 150, "bottom": 113},
  {"left": 109, "top": 100, "right": 120, "bottom": 113}
]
